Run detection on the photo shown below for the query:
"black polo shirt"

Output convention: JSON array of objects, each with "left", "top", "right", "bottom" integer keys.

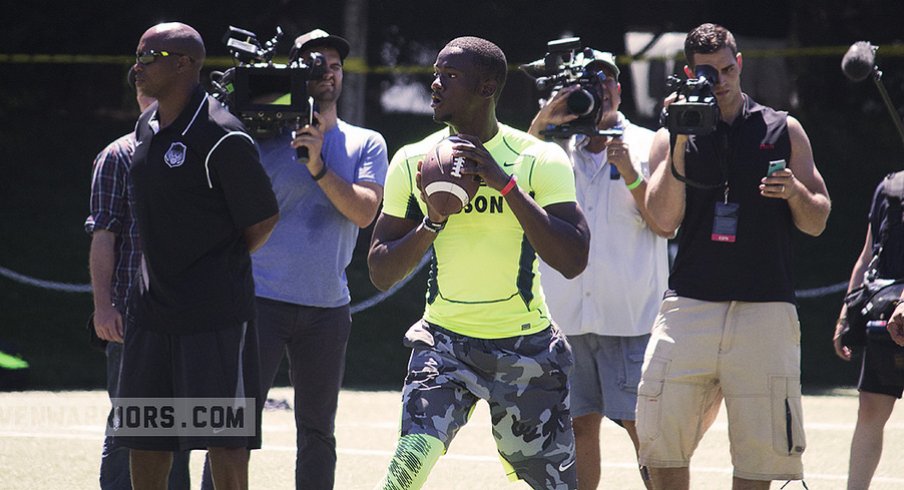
[
  {"left": 130, "top": 86, "right": 278, "bottom": 333},
  {"left": 669, "top": 94, "right": 796, "bottom": 303}
]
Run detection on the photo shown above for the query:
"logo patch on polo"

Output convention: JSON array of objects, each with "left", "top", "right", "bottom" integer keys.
[{"left": 164, "top": 142, "right": 187, "bottom": 168}]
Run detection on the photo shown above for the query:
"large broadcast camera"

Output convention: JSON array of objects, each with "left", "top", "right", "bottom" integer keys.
[
  {"left": 520, "top": 37, "right": 622, "bottom": 139},
  {"left": 661, "top": 65, "right": 721, "bottom": 135},
  {"left": 209, "top": 26, "right": 326, "bottom": 137}
]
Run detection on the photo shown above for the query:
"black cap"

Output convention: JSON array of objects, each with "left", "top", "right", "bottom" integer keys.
[{"left": 290, "top": 29, "right": 350, "bottom": 62}]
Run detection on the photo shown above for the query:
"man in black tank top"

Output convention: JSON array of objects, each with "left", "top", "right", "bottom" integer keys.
[{"left": 639, "top": 23, "right": 831, "bottom": 489}]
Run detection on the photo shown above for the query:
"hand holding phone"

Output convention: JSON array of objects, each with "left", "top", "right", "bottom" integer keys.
[{"left": 766, "top": 159, "right": 786, "bottom": 176}]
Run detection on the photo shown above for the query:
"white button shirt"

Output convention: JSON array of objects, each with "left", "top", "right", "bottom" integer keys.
[{"left": 539, "top": 113, "right": 669, "bottom": 337}]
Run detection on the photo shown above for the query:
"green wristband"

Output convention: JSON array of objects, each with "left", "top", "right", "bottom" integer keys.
[{"left": 626, "top": 174, "right": 644, "bottom": 190}]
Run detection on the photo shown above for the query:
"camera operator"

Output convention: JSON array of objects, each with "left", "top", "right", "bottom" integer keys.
[
  {"left": 841, "top": 173, "right": 904, "bottom": 489},
  {"left": 528, "top": 49, "right": 670, "bottom": 490},
  {"left": 641, "top": 23, "right": 830, "bottom": 489},
  {"left": 239, "top": 29, "right": 388, "bottom": 489}
]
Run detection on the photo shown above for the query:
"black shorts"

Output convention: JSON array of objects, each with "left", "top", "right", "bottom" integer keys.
[
  {"left": 858, "top": 339, "right": 904, "bottom": 398},
  {"left": 114, "top": 321, "right": 263, "bottom": 451}
]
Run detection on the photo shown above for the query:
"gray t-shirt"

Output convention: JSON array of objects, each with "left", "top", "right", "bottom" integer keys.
[{"left": 252, "top": 119, "right": 388, "bottom": 307}]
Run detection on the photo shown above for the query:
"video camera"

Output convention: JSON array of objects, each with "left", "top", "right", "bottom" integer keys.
[
  {"left": 520, "top": 37, "right": 622, "bottom": 139},
  {"left": 209, "top": 26, "right": 327, "bottom": 137},
  {"left": 661, "top": 65, "right": 721, "bottom": 135}
]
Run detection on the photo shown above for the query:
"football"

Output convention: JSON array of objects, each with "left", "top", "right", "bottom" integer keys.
[{"left": 420, "top": 136, "right": 481, "bottom": 215}]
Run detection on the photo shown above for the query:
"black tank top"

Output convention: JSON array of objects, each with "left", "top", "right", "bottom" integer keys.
[
  {"left": 870, "top": 172, "right": 904, "bottom": 279},
  {"left": 669, "top": 95, "right": 796, "bottom": 303}
]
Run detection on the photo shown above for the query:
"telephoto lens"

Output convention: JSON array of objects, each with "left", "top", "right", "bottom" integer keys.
[{"left": 566, "top": 88, "right": 596, "bottom": 116}]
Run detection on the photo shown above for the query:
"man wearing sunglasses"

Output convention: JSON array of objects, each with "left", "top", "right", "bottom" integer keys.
[
  {"left": 116, "top": 22, "right": 279, "bottom": 490},
  {"left": 87, "top": 67, "right": 193, "bottom": 490},
  {"left": 528, "top": 48, "right": 670, "bottom": 489}
]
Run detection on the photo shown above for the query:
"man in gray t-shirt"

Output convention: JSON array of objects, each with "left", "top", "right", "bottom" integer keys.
[{"left": 250, "top": 29, "right": 387, "bottom": 489}]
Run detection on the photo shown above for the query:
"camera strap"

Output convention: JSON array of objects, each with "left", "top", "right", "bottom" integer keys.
[{"left": 668, "top": 131, "right": 729, "bottom": 190}]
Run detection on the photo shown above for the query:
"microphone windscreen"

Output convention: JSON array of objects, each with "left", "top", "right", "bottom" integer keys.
[
  {"left": 519, "top": 60, "right": 548, "bottom": 78},
  {"left": 842, "top": 41, "right": 876, "bottom": 82}
]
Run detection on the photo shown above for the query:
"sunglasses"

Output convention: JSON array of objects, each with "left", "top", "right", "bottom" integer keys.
[{"left": 135, "top": 49, "right": 190, "bottom": 65}]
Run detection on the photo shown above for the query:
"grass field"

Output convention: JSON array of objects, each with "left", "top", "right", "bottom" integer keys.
[{"left": 1, "top": 387, "right": 903, "bottom": 489}]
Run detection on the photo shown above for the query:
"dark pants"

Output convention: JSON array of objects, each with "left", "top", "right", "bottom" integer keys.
[
  {"left": 201, "top": 297, "right": 351, "bottom": 490},
  {"left": 101, "top": 342, "right": 191, "bottom": 490}
]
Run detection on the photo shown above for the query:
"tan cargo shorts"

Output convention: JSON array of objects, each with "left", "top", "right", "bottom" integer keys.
[{"left": 636, "top": 296, "right": 805, "bottom": 481}]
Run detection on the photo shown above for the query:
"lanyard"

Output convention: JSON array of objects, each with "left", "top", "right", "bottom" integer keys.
[{"left": 669, "top": 130, "right": 730, "bottom": 193}]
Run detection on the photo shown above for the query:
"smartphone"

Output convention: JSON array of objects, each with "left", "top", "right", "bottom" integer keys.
[{"left": 767, "top": 159, "right": 787, "bottom": 176}]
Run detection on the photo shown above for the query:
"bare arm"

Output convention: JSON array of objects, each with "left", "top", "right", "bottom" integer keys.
[
  {"left": 504, "top": 190, "right": 590, "bottom": 278},
  {"left": 315, "top": 172, "right": 383, "bottom": 228},
  {"left": 89, "top": 230, "right": 123, "bottom": 343},
  {"left": 834, "top": 226, "right": 873, "bottom": 360},
  {"left": 760, "top": 116, "right": 831, "bottom": 236},
  {"left": 645, "top": 128, "right": 688, "bottom": 235},
  {"left": 606, "top": 137, "right": 675, "bottom": 238},
  {"left": 243, "top": 213, "right": 279, "bottom": 253},
  {"left": 367, "top": 213, "right": 438, "bottom": 291},
  {"left": 292, "top": 119, "right": 384, "bottom": 228}
]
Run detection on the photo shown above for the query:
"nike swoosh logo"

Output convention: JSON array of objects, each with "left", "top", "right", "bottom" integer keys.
[
  {"left": 559, "top": 458, "right": 575, "bottom": 472},
  {"left": 502, "top": 162, "right": 515, "bottom": 167}
]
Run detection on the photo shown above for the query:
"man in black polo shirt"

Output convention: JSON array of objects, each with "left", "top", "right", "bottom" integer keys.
[
  {"left": 641, "top": 23, "right": 830, "bottom": 489},
  {"left": 117, "top": 22, "right": 279, "bottom": 489}
]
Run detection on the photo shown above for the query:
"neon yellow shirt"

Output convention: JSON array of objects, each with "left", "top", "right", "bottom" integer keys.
[{"left": 382, "top": 124, "right": 577, "bottom": 339}]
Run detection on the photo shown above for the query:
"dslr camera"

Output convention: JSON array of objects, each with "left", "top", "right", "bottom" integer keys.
[
  {"left": 661, "top": 65, "right": 721, "bottom": 135},
  {"left": 520, "top": 37, "right": 623, "bottom": 139},
  {"left": 209, "top": 26, "right": 327, "bottom": 136}
]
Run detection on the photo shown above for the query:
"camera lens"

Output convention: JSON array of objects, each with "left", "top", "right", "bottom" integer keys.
[
  {"left": 566, "top": 89, "right": 595, "bottom": 116},
  {"left": 678, "top": 110, "right": 702, "bottom": 127}
]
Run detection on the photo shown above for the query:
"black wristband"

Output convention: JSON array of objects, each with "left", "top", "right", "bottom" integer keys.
[
  {"left": 311, "top": 164, "right": 328, "bottom": 181},
  {"left": 421, "top": 216, "right": 446, "bottom": 233}
]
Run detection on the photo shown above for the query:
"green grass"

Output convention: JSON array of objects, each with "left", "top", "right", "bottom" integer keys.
[{"left": 1, "top": 387, "right": 903, "bottom": 489}]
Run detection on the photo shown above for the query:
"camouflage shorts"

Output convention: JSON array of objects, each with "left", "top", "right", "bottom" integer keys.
[{"left": 400, "top": 321, "right": 576, "bottom": 489}]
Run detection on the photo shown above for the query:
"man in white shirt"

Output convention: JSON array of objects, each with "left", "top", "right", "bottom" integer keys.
[{"left": 529, "top": 48, "right": 671, "bottom": 490}]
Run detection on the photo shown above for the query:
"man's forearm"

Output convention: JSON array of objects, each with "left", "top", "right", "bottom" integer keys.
[
  {"left": 89, "top": 231, "right": 116, "bottom": 309},
  {"left": 368, "top": 216, "right": 436, "bottom": 291},
  {"left": 504, "top": 190, "right": 589, "bottom": 279},
  {"left": 788, "top": 191, "right": 830, "bottom": 236},
  {"left": 645, "top": 133, "right": 686, "bottom": 234},
  {"left": 317, "top": 175, "right": 382, "bottom": 228}
]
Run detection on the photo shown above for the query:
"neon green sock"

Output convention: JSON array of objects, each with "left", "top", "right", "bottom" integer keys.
[
  {"left": 0, "top": 351, "right": 28, "bottom": 370},
  {"left": 375, "top": 433, "right": 444, "bottom": 490}
]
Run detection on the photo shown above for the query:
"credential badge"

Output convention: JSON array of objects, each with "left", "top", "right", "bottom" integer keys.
[{"left": 164, "top": 142, "right": 187, "bottom": 168}]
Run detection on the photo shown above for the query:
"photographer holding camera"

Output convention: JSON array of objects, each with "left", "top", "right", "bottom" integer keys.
[
  {"left": 528, "top": 48, "right": 670, "bottom": 490},
  {"left": 837, "top": 172, "right": 904, "bottom": 489},
  {"left": 641, "top": 23, "right": 830, "bottom": 489},
  {"left": 243, "top": 29, "right": 388, "bottom": 489}
]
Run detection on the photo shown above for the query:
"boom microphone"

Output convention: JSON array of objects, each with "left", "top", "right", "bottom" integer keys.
[
  {"left": 841, "top": 41, "right": 877, "bottom": 82},
  {"left": 842, "top": 41, "right": 904, "bottom": 153}
]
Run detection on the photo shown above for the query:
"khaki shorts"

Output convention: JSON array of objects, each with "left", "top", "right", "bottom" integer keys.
[{"left": 636, "top": 296, "right": 805, "bottom": 481}]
